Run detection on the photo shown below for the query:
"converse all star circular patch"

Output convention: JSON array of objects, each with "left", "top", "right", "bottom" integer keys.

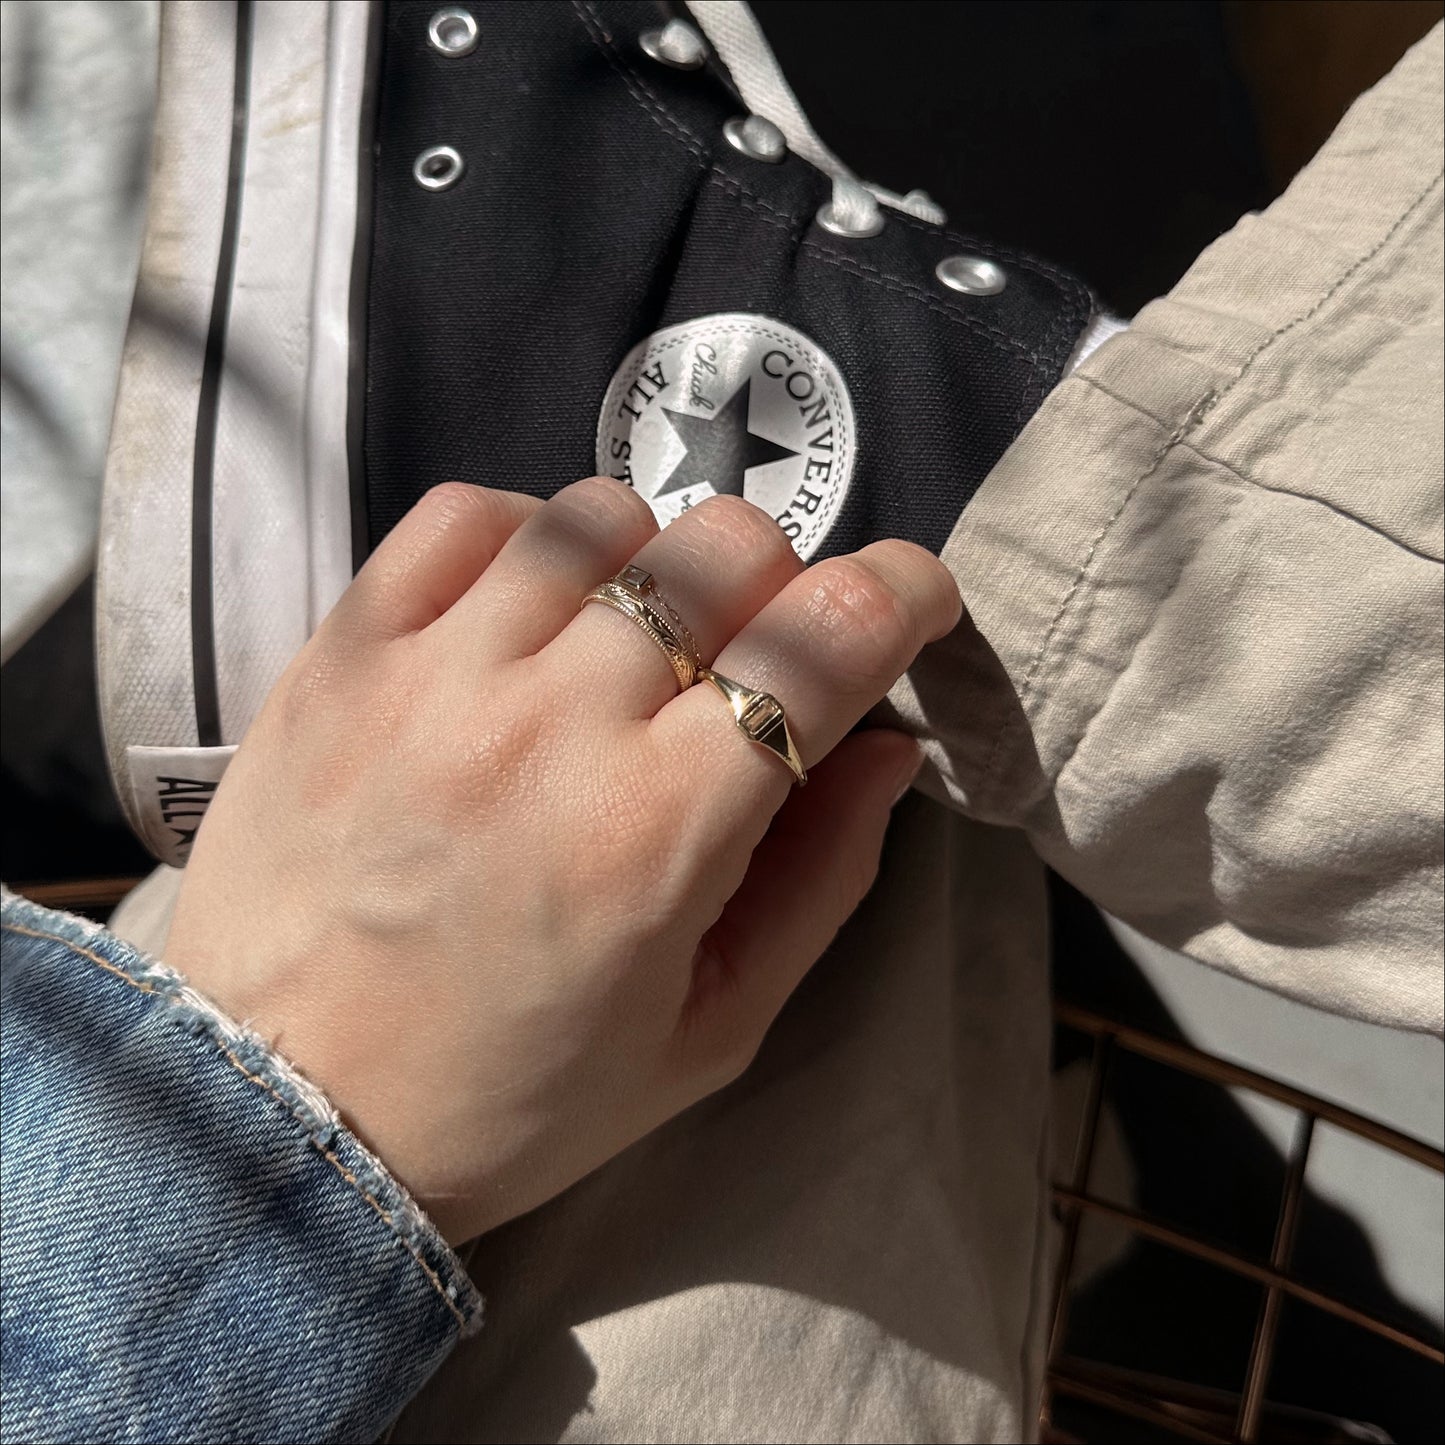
[{"left": 596, "top": 313, "right": 856, "bottom": 560}]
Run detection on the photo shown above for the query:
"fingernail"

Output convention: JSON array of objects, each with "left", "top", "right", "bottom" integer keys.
[{"left": 891, "top": 747, "right": 925, "bottom": 806}]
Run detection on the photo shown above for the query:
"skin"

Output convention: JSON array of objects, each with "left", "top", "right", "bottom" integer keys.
[{"left": 166, "top": 478, "right": 962, "bottom": 1245}]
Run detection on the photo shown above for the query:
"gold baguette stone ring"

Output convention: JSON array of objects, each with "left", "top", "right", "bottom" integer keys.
[
  {"left": 581, "top": 565, "right": 700, "bottom": 692},
  {"left": 698, "top": 667, "right": 807, "bottom": 786}
]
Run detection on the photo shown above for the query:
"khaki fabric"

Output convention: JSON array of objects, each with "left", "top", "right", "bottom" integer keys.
[
  {"left": 111, "top": 26, "right": 1444, "bottom": 1444},
  {"left": 390, "top": 801, "right": 1055, "bottom": 1445},
  {"left": 898, "top": 25, "right": 1444, "bottom": 1034},
  {"left": 114, "top": 790, "right": 1061, "bottom": 1445}
]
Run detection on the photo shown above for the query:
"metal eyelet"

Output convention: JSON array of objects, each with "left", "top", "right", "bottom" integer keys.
[
  {"left": 640, "top": 19, "right": 708, "bottom": 69},
  {"left": 935, "top": 255, "right": 1007, "bottom": 296},
  {"left": 722, "top": 115, "right": 787, "bottom": 164},
  {"left": 816, "top": 200, "right": 884, "bottom": 239},
  {"left": 427, "top": 7, "right": 478, "bottom": 58},
  {"left": 413, "top": 145, "right": 465, "bottom": 191}
]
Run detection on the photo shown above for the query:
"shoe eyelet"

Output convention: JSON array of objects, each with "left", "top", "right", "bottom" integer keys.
[
  {"left": 427, "top": 8, "right": 478, "bottom": 57},
  {"left": 413, "top": 145, "right": 465, "bottom": 191},
  {"left": 722, "top": 115, "right": 787, "bottom": 164},
  {"left": 816, "top": 201, "right": 884, "bottom": 238},
  {"left": 935, "top": 255, "right": 1007, "bottom": 296},
  {"left": 640, "top": 19, "right": 708, "bottom": 69}
]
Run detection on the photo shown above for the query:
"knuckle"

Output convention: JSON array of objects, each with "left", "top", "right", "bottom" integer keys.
[
  {"left": 408, "top": 482, "right": 516, "bottom": 557},
  {"left": 690, "top": 494, "right": 800, "bottom": 570},
  {"left": 573, "top": 474, "right": 658, "bottom": 535},
  {"left": 804, "top": 557, "right": 914, "bottom": 683},
  {"left": 864, "top": 540, "right": 963, "bottom": 632},
  {"left": 450, "top": 682, "right": 546, "bottom": 811},
  {"left": 416, "top": 480, "right": 487, "bottom": 527},
  {"left": 690, "top": 492, "right": 755, "bottom": 528},
  {"left": 867, "top": 537, "right": 936, "bottom": 569},
  {"left": 274, "top": 634, "right": 357, "bottom": 742}
]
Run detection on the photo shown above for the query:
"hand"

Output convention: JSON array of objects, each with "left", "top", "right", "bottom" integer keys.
[{"left": 165, "top": 479, "right": 962, "bottom": 1243}]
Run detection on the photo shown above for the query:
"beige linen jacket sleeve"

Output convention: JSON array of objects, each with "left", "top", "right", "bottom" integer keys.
[{"left": 896, "top": 26, "right": 1444, "bottom": 1034}]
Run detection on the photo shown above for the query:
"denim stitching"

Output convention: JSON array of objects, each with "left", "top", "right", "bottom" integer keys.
[
  {"left": 978, "top": 166, "right": 1445, "bottom": 801},
  {"left": 1, "top": 917, "right": 477, "bottom": 1333}
]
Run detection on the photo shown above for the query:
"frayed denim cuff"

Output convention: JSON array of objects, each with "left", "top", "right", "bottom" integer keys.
[{"left": 0, "top": 888, "right": 481, "bottom": 1445}]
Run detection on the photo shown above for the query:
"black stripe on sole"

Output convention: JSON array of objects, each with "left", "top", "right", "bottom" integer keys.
[{"left": 190, "top": 0, "right": 254, "bottom": 748}]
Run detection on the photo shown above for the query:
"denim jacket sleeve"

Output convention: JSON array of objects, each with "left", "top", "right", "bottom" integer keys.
[{"left": 0, "top": 889, "right": 483, "bottom": 1445}]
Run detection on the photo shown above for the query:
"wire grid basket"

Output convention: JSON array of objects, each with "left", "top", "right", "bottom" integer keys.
[{"left": 1042, "top": 1002, "right": 1444, "bottom": 1444}]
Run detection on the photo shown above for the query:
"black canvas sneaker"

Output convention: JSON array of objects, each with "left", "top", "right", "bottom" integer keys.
[{"left": 98, "top": 0, "right": 1102, "bottom": 865}]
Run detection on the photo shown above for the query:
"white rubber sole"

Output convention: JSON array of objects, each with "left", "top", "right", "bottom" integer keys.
[{"left": 98, "top": 0, "right": 371, "bottom": 864}]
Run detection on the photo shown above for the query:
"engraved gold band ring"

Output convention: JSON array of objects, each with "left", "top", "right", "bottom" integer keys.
[
  {"left": 583, "top": 566, "right": 806, "bottom": 786},
  {"left": 582, "top": 564, "right": 701, "bottom": 692}
]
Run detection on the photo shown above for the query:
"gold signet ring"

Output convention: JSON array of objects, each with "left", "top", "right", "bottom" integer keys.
[{"left": 698, "top": 667, "right": 807, "bottom": 786}]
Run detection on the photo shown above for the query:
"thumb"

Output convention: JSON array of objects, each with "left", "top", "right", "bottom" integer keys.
[{"left": 686, "top": 727, "right": 923, "bottom": 1049}]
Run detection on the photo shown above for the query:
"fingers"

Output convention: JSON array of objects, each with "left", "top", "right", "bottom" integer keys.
[
  {"left": 679, "top": 729, "right": 922, "bottom": 1070},
  {"left": 656, "top": 539, "right": 961, "bottom": 813},
  {"left": 329, "top": 483, "right": 542, "bottom": 642},
  {"left": 550, "top": 494, "right": 803, "bottom": 716},
  {"left": 441, "top": 476, "right": 659, "bottom": 657}
]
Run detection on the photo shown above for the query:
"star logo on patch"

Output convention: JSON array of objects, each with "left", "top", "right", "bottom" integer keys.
[
  {"left": 652, "top": 378, "right": 799, "bottom": 501},
  {"left": 596, "top": 313, "right": 856, "bottom": 560}
]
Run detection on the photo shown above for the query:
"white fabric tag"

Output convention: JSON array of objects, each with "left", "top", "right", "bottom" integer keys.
[{"left": 126, "top": 745, "right": 239, "bottom": 867}]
